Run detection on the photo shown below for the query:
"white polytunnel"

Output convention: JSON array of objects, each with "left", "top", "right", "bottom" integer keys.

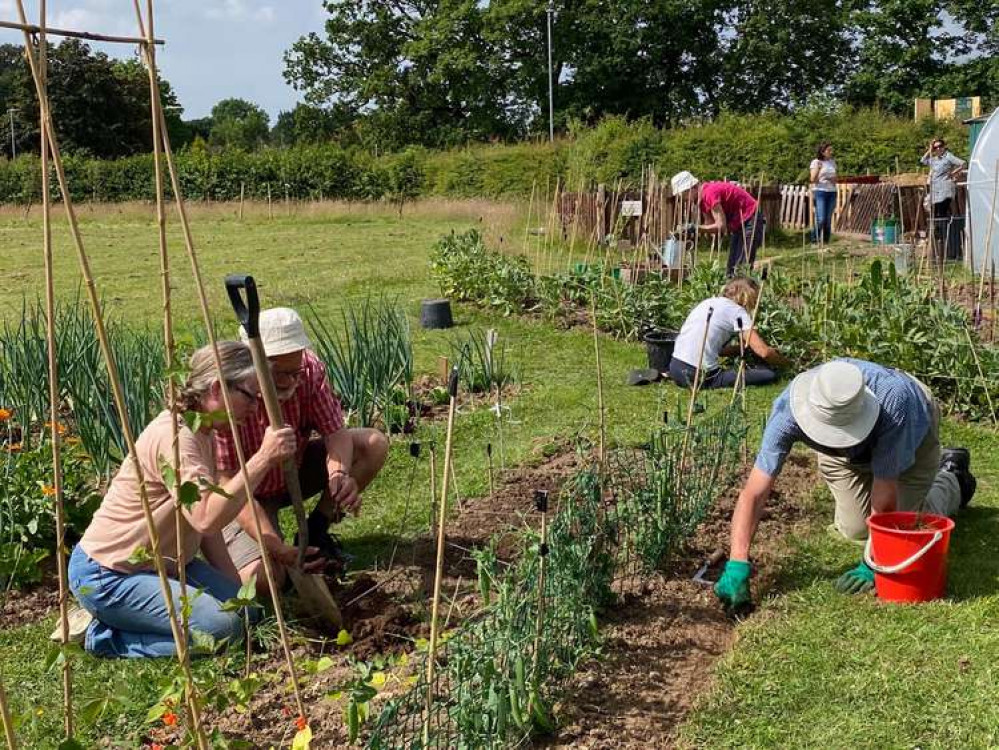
[{"left": 967, "top": 107, "right": 999, "bottom": 274}]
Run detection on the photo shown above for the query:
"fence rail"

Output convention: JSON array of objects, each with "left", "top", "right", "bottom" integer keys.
[{"left": 556, "top": 179, "right": 967, "bottom": 246}]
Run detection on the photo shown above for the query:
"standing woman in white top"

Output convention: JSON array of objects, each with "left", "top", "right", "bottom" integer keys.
[
  {"left": 920, "top": 137, "right": 965, "bottom": 219},
  {"left": 668, "top": 277, "right": 787, "bottom": 389},
  {"left": 810, "top": 142, "right": 838, "bottom": 244}
]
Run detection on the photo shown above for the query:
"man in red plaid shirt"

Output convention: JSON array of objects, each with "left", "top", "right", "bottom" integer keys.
[{"left": 218, "top": 307, "right": 389, "bottom": 595}]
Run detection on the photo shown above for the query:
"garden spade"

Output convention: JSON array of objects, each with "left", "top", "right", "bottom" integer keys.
[{"left": 225, "top": 274, "right": 342, "bottom": 630}]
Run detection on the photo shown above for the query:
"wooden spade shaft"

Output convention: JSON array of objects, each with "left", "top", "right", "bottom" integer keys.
[{"left": 245, "top": 336, "right": 309, "bottom": 567}]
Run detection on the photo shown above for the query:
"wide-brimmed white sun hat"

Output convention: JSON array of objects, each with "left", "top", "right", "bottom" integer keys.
[
  {"left": 790, "top": 361, "right": 879, "bottom": 448},
  {"left": 240, "top": 307, "right": 311, "bottom": 356},
  {"left": 670, "top": 170, "right": 699, "bottom": 196}
]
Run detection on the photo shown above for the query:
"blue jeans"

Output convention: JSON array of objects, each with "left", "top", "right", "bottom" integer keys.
[
  {"left": 812, "top": 190, "right": 836, "bottom": 244},
  {"left": 728, "top": 211, "right": 765, "bottom": 276},
  {"left": 68, "top": 544, "right": 258, "bottom": 658},
  {"left": 669, "top": 357, "right": 777, "bottom": 390}
]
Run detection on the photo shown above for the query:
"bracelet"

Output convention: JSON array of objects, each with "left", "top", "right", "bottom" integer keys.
[{"left": 329, "top": 468, "right": 350, "bottom": 478}]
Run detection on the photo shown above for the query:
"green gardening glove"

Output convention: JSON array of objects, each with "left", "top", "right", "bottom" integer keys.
[
  {"left": 714, "top": 560, "right": 752, "bottom": 611},
  {"left": 834, "top": 561, "right": 875, "bottom": 594}
]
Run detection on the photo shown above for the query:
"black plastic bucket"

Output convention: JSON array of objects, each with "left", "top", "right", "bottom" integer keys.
[
  {"left": 420, "top": 299, "right": 454, "bottom": 329},
  {"left": 643, "top": 329, "right": 677, "bottom": 373}
]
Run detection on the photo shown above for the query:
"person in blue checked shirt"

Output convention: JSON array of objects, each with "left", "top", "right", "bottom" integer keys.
[{"left": 715, "top": 358, "right": 976, "bottom": 611}]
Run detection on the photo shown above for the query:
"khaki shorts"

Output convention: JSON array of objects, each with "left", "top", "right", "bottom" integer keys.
[
  {"left": 816, "top": 379, "right": 960, "bottom": 540},
  {"left": 223, "top": 439, "right": 329, "bottom": 571}
]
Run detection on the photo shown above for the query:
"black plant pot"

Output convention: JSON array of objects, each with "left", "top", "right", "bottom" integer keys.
[
  {"left": 420, "top": 299, "right": 454, "bottom": 329},
  {"left": 643, "top": 329, "right": 677, "bottom": 374}
]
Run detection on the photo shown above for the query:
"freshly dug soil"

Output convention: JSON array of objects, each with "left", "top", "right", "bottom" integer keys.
[
  {"left": 10, "top": 446, "right": 823, "bottom": 749},
  {"left": 544, "top": 454, "right": 820, "bottom": 749}
]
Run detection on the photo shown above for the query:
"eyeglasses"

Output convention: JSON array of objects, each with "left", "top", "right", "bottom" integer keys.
[{"left": 231, "top": 384, "right": 258, "bottom": 402}]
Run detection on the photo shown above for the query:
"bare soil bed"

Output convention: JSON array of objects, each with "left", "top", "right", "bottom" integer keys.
[
  {"left": 544, "top": 454, "right": 819, "bottom": 749},
  {"left": 4, "top": 448, "right": 821, "bottom": 748}
]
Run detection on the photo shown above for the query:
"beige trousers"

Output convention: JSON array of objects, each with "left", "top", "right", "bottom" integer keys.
[{"left": 816, "top": 387, "right": 962, "bottom": 541}]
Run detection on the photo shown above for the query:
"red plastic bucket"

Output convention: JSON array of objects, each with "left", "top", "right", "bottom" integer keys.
[{"left": 864, "top": 512, "right": 955, "bottom": 603}]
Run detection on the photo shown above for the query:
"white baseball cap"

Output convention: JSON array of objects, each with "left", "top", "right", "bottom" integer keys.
[
  {"left": 240, "top": 307, "right": 311, "bottom": 357},
  {"left": 670, "top": 171, "right": 699, "bottom": 196},
  {"left": 790, "top": 361, "right": 879, "bottom": 449}
]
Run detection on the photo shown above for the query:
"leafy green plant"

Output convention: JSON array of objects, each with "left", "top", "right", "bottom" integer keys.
[
  {"left": 430, "top": 229, "right": 535, "bottom": 316},
  {"left": 0, "top": 432, "right": 101, "bottom": 588},
  {"left": 306, "top": 297, "right": 413, "bottom": 429}
]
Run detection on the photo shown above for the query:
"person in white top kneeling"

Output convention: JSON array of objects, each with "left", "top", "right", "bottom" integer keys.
[{"left": 668, "top": 276, "right": 788, "bottom": 389}]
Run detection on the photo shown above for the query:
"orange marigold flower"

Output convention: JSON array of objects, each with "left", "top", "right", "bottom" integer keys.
[
  {"left": 44, "top": 421, "right": 68, "bottom": 435},
  {"left": 41, "top": 485, "right": 57, "bottom": 497},
  {"left": 296, "top": 715, "right": 308, "bottom": 732},
  {"left": 6, "top": 443, "right": 21, "bottom": 453},
  {"left": 151, "top": 744, "right": 164, "bottom": 750},
  {"left": 0, "top": 408, "right": 11, "bottom": 421},
  {"left": 162, "top": 711, "right": 178, "bottom": 727}
]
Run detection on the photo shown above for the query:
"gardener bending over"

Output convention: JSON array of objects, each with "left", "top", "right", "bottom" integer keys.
[
  {"left": 671, "top": 171, "right": 764, "bottom": 277},
  {"left": 715, "top": 358, "right": 976, "bottom": 611},
  {"left": 219, "top": 307, "right": 389, "bottom": 596},
  {"left": 669, "top": 276, "right": 787, "bottom": 389},
  {"left": 66, "top": 342, "right": 296, "bottom": 657}
]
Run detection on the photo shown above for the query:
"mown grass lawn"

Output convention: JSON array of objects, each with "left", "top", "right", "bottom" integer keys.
[{"left": 1, "top": 202, "right": 996, "bottom": 748}]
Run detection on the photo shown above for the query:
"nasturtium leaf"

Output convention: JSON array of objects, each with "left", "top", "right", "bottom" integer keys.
[{"left": 291, "top": 725, "right": 312, "bottom": 750}]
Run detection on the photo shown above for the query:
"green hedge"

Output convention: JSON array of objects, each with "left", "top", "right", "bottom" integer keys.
[{"left": 0, "top": 109, "right": 967, "bottom": 204}]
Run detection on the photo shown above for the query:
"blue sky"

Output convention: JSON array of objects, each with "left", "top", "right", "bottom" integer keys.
[{"left": 0, "top": 0, "right": 328, "bottom": 121}]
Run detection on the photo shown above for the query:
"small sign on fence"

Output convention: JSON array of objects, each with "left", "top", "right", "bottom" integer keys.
[{"left": 620, "top": 200, "right": 643, "bottom": 217}]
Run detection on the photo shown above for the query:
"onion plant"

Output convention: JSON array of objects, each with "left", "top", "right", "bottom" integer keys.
[
  {"left": 450, "top": 328, "right": 516, "bottom": 394},
  {"left": 306, "top": 297, "right": 413, "bottom": 429}
]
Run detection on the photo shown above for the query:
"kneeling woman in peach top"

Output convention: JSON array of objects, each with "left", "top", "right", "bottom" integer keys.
[{"left": 68, "top": 341, "right": 297, "bottom": 658}]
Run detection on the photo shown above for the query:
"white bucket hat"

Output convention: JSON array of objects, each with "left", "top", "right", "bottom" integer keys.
[
  {"left": 240, "top": 307, "right": 311, "bottom": 357},
  {"left": 670, "top": 170, "right": 699, "bottom": 196},
  {"left": 790, "top": 361, "right": 879, "bottom": 448}
]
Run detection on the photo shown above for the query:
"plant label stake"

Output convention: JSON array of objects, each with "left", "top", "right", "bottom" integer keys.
[
  {"left": 424, "top": 365, "right": 460, "bottom": 744},
  {"left": 225, "top": 274, "right": 342, "bottom": 629}
]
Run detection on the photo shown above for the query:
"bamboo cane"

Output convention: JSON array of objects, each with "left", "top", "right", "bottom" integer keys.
[
  {"left": 0, "top": 672, "right": 15, "bottom": 750},
  {"left": 14, "top": 5, "right": 210, "bottom": 745},
  {"left": 963, "top": 324, "right": 999, "bottom": 428},
  {"left": 36, "top": 3, "right": 73, "bottom": 740},
  {"left": 139, "top": 3, "right": 199, "bottom": 730},
  {"left": 486, "top": 443, "right": 494, "bottom": 499},
  {"left": 238, "top": 182, "right": 244, "bottom": 221},
  {"left": 529, "top": 490, "right": 549, "bottom": 712},
  {"left": 591, "top": 292, "right": 606, "bottom": 465},
  {"left": 677, "top": 307, "right": 715, "bottom": 475},
  {"left": 0, "top": 19, "right": 163, "bottom": 44},
  {"left": 975, "top": 161, "right": 999, "bottom": 312},
  {"left": 132, "top": 2, "right": 306, "bottom": 723},
  {"left": 424, "top": 367, "right": 460, "bottom": 743}
]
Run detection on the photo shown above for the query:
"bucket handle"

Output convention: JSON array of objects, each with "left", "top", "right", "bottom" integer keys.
[{"left": 863, "top": 530, "right": 943, "bottom": 575}]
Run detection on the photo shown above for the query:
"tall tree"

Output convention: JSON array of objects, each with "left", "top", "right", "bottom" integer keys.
[
  {"left": 715, "top": 0, "right": 853, "bottom": 113},
  {"left": 208, "top": 98, "right": 270, "bottom": 150},
  {"left": 0, "top": 39, "right": 181, "bottom": 158}
]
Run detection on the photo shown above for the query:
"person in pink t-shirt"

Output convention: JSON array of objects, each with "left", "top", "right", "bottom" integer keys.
[{"left": 671, "top": 171, "right": 764, "bottom": 276}]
